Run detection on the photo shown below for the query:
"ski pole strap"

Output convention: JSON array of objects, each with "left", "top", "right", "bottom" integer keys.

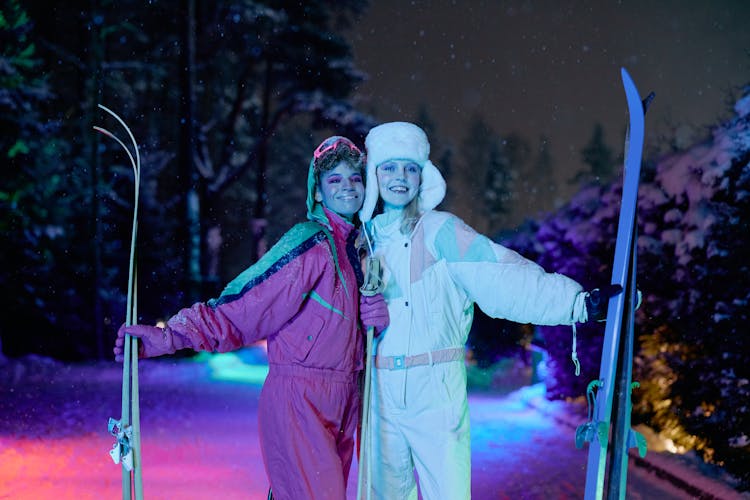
[
  {"left": 360, "top": 256, "right": 384, "bottom": 297},
  {"left": 575, "top": 380, "right": 607, "bottom": 449},
  {"left": 585, "top": 380, "right": 601, "bottom": 422},
  {"left": 570, "top": 323, "right": 581, "bottom": 376},
  {"left": 107, "top": 417, "right": 134, "bottom": 471},
  {"left": 360, "top": 223, "right": 384, "bottom": 297}
]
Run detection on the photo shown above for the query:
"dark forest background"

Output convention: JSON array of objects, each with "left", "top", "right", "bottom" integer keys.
[{"left": 1, "top": 0, "right": 748, "bottom": 488}]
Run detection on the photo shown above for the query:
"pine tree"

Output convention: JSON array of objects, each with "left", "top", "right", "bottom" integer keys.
[
  {"left": 4, "top": 0, "right": 374, "bottom": 357},
  {"left": 460, "top": 115, "right": 523, "bottom": 234},
  {"left": 0, "top": 0, "right": 74, "bottom": 356},
  {"left": 570, "top": 123, "right": 615, "bottom": 185},
  {"left": 531, "top": 134, "right": 557, "bottom": 208},
  {"left": 178, "top": 1, "right": 374, "bottom": 290}
]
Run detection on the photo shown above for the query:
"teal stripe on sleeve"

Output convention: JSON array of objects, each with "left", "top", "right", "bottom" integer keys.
[
  {"left": 434, "top": 217, "right": 497, "bottom": 263},
  {"left": 209, "top": 223, "right": 325, "bottom": 308}
]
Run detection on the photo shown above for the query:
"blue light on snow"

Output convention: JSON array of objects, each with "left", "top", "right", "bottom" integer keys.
[{"left": 199, "top": 346, "right": 269, "bottom": 386}]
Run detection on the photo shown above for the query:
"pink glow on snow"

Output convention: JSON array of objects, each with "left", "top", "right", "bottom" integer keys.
[{"left": 0, "top": 430, "right": 271, "bottom": 499}]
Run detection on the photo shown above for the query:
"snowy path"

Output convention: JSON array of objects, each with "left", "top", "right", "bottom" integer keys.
[{"left": 0, "top": 351, "right": 739, "bottom": 499}]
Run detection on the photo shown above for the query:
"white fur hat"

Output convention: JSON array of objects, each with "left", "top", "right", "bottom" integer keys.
[{"left": 359, "top": 121, "right": 446, "bottom": 222}]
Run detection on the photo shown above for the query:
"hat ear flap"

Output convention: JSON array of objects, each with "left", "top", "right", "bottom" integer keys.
[{"left": 417, "top": 160, "right": 446, "bottom": 213}]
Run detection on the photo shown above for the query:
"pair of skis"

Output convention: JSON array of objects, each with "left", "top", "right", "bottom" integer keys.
[
  {"left": 94, "top": 105, "right": 144, "bottom": 500},
  {"left": 577, "top": 68, "right": 654, "bottom": 499}
]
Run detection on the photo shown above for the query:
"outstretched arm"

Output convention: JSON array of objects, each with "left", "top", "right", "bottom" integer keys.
[
  {"left": 434, "top": 215, "right": 590, "bottom": 325},
  {"left": 113, "top": 226, "right": 328, "bottom": 360}
]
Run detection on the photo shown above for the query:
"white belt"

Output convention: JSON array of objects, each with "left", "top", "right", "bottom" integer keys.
[{"left": 374, "top": 347, "right": 465, "bottom": 370}]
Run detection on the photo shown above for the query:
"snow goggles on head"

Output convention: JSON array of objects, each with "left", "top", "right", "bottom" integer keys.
[{"left": 313, "top": 136, "right": 361, "bottom": 160}]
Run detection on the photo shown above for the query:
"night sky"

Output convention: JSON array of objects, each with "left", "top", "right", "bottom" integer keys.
[{"left": 346, "top": 1, "right": 750, "bottom": 227}]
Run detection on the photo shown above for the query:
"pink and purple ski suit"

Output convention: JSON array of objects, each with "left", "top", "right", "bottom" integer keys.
[{"left": 163, "top": 203, "right": 364, "bottom": 499}]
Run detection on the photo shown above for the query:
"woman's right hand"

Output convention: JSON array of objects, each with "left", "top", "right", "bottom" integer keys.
[{"left": 360, "top": 293, "right": 390, "bottom": 334}]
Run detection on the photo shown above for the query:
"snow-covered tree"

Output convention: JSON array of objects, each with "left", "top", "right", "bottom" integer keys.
[
  {"left": 0, "top": 0, "right": 74, "bottom": 357},
  {"left": 185, "top": 0, "right": 374, "bottom": 291},
  {"left": 635, "top": 88, "right": 750, "bottom": 487}
]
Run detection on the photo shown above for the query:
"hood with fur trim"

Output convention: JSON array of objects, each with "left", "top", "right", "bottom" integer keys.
[{"left": 359, "top": 121, "right": 446, "bottom": 222}]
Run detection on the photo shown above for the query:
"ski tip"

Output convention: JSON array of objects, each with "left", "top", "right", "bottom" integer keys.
[{"left": 620, "top": 67, "right": 633, "bottom": 86}]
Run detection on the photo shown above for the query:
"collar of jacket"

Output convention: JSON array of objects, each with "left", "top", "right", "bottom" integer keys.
[
  {"left": 315, "top": 206, "right": 358, "bottom": 295},
  {"left": 309, "top": 204, "right": 356, "bottom": 238},
  {"left": 371, "top": 209, "right": 426, "bottom": 242}
]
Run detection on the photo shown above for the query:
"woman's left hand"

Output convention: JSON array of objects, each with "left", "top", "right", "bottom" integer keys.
[{"left": 360, "top": 294, "right": 390, "bottom": 333}]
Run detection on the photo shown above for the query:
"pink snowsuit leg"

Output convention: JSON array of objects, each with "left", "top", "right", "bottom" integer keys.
[{"left": 258, "top": 365, "right": 360, "bottom": 500}]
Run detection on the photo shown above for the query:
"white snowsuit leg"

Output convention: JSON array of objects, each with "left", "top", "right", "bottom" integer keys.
[
  {"left": 369, "top": 402, "right": 418, "bottom": 499},
  {"left": 371, "top": 361, "right": 471, "bottom": 499}
]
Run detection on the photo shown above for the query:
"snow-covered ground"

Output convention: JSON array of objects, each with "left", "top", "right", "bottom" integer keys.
[{"left": 0, "top": 348, "right": 745, "bottom": 499}]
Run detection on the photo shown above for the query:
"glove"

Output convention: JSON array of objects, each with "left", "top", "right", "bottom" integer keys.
[
  {"left": 585, "top": 284, "right": 623, "bottom": 322},
  {"left": 114, "top": 323, "right": 177, "bottom": 362},
  {"left": 360, "top": 294, "right": 390, "bottom": 334}
]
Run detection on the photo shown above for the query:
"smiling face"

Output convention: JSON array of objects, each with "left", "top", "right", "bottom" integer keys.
[
  {"left": 315, "top": 161, "right": 365, "bottom": 218},
  {"left": 376, "top": 160, "right": 421, "bottom": 209}
]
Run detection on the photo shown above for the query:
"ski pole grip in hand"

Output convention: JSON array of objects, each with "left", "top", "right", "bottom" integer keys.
[
  {"left": 585, "top": 284, "right": 623, "bottom": 322},
  {"left": 360, "top": 294, "right": 390, "bottom": 334},
  {"left": 114, "top": 323, "right": 177, "bottom": 361}
]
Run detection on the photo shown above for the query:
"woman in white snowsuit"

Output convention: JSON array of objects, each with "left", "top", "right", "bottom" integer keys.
[{"left": 358, "top": 122, "right": 618, "bottom": 499}]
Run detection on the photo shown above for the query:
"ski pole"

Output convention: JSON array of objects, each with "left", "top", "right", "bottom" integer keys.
[
  {"left": 357, "top": 225, "right": 384, "bottom": 500},
  {"left": 357, "top": 324, "right": 375, "bottom": 500},
  {"left": 94, "top": 104, "right": 144, "bottom": 500}
]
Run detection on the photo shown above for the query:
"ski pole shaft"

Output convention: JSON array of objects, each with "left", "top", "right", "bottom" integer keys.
[
  {"left": 131, "top": 337, "right": 143, "bottom": 498},
  {"left": 357, "top": 325, "right": 374, "bottom": 500},
  {"left": 121, "top": 336, "right": 132, "bottom": 497},
  {"left": 357, "top": 230, "right": 382, "bottom": 500},
  {"left": 130, "top": 275, "right": 143, "bottom": 499}
]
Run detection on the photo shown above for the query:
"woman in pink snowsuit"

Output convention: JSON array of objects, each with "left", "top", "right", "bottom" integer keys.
[{"left": 115, "top": 136, "right": 389, "bottom": 500}]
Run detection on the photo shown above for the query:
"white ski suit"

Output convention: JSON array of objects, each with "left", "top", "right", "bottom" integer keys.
[
  {"left": 359, "top": 122, "right": 589, "bottom": 500},
  {"left": 367, "top": 210, "right": 588, "bottom": 499}
]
